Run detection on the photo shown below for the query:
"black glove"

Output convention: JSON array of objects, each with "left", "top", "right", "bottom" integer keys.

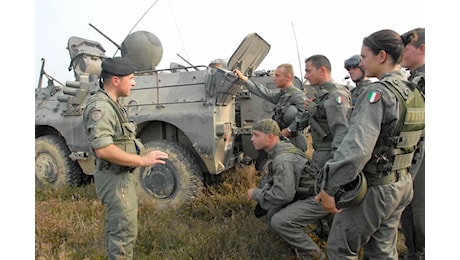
[{"left": 254, "top": 203, "right": 268, "bottom": 218}]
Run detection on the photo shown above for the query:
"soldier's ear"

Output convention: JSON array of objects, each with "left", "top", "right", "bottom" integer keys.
[
  {"left": 319, "top": 66, "right": 327, "bottom": 74},
  {"left": 112, "top": 76, "right": 121, "bottom": 85},
  {"left": 418, "top": 44, "right": 425, "bottom": 55}
]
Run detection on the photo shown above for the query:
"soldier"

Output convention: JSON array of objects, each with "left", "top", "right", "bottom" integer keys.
[
  {"left": 400, "top": 27, "right": 425, "bottom": 260},
  {"left": 315, "top": 29, "right": 425, "bottom": 259},
  {"left": 83, "top": 57, "right": 169, "bottom": 259},
  {"left": 295, "top": 55, "right": 352, "bottom": 239},
  {"left": 246, "top": 119, "right": 327, "bottom": 260},
  {"left": 300, "top": 54, "right": 352, "bottom": 167},
  {"left": 343, "top": 54, "right": 373, "bottom": 107},
  {"left": 233, "top": 63, "right": 308, "bottom": 152}
]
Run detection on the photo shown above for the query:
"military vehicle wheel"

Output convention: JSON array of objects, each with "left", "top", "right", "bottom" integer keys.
[
  {"left": 35, "top": 135, "right": 83, "bottom": 187},
  {"left": 137, "top": 140, "right": 203, "bottom": 210}
]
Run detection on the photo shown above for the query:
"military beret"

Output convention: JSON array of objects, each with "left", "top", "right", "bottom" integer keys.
[
  {"left": 101, "top": 57, "right": 137, "bottom": 76},
  {"left": 252, "top": 119, "right": 280, "bottom": 136}
]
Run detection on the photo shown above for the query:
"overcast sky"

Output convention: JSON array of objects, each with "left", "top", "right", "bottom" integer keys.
[{"left": 35, "top": 0, "right": 425, "bottom": 86}]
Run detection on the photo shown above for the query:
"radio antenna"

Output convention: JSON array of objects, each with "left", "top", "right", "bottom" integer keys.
[
  {"left": 291, "top": 21, "right": 303, "bottom": 79},
  {"left": 168, "top": 0, "right": 189, "bottom": 59},
  {"left": 113, "top": 0, "right": 160, "bottom": 56}
]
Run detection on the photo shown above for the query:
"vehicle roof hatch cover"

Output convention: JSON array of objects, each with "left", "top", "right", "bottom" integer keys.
[{"left": 227, "top": 32, "right": 270, "bottom": 76}]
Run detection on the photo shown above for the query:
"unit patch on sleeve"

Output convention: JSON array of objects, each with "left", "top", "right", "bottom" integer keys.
[
  {"left": 91, "top": 110, "right": 103, "bottom": 122},
  {"left": 367, "top": 90, "right": 382, "bottom": 103}
]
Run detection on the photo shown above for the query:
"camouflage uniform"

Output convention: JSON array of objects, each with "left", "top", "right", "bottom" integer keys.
[
  {"left": 320, "top": 70, "right": 425, "bottom": 259},
  {"left": 83, "top": 57, "right": 141, "bottom": 259},
  {"left": 400, "top": 64, "right": 425, "bottom": 260},
  {"left": 243, "top": 80, "right": 308, "bottom": 152}
]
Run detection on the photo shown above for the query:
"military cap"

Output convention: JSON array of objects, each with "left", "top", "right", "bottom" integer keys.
[
  {"left": 209, "top": 58, "right": 228, "bottom": 69},
  {"left": 101, "top": 57, "right": 137, "bottom": 76},
  {"left": 252, "top": 119, "right": 280, "bottom": 136}
]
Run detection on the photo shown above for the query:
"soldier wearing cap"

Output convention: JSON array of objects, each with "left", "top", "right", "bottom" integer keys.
[
  {"left": 247, "top": 119, "right": 327, "bottom": 259},
  {"left": 83, "top": 57, "right": 169, "bottom": 259}
]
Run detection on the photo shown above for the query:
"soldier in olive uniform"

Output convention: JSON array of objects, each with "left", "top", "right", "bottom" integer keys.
[
  {"left": 247, "top": 119, "right": 327, "bottom": 260},
  {"left": 400, "top": 27, "right": 425, "bottom": 260},
  {"left": 233, "top": 63, "right": 308, "bottom": 152},
  {"left": 83, "top": 57, "right": 169, "bottom": 259},
  {"left": 343, "top": 54, "right": 373, "bottom": 107},
  {"left": 315, "top": 29, "right": 425, "bottom": 259}
]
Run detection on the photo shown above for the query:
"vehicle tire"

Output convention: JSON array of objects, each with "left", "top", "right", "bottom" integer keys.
[
  {"left": 136, "top": 139, "right": 203, "bottom": 210},
  {"left": 35, "top": 135, "right": 83, "bottom": 187}
]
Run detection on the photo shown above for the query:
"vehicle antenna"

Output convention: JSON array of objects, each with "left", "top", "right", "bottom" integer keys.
[
  {"left": 113, "top": 0, "right": 160, "bottom": 56},
  {"left": 291, "top": 21, "right": 303, "bottom": 79},
  {"left": 168, "top": 0, "right": 189, "bottom": 59}
]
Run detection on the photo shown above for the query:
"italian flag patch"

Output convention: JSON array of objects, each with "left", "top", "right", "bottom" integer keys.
[
  {"left": 335, "top": 96, "right": 343, "bottom": 104},
  {"left": 367, "top": 90, "right": 382, "bottom": 103}
]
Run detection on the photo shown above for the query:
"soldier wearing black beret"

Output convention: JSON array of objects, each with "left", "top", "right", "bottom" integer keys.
[
  {"left": 83, "top": 56, "right": 168, "bottom": 259},
  {"left": 99, "top": 57, "right": 137, "bottom": 88}
]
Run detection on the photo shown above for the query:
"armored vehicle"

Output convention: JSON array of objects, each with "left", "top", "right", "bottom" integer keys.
[{"left": 35, "top": 29, "right": 304, "bottom": 209}]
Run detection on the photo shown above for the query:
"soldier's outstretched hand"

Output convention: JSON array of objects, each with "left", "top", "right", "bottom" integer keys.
[
  {"left": 233, "top": 69, "right": 248, "bottom": 82},
  {"left": 141, "top": 150, "right": 168, "bottom": 167}
]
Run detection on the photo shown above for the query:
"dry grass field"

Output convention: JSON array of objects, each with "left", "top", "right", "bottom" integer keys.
[
  {"left": 35, "top": 167, "right": 408, "bottom": 259},
  {"left": 35, "top": 134, "right": 408, "bottom": 259}
]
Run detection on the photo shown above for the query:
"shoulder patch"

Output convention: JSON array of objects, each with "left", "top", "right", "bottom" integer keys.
[
  {"left": 335, "top": 96, "right": 343, "bottom": 104},
  {"left": 90, "top": 110, "right": 103, "bottom": 122},
  {"left": 367, "top": 90, "right": 382, "bottom": 103}
]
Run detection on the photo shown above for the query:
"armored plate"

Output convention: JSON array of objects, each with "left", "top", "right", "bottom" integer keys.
[{"left": 227, "top": 33, "right": 270, "bottom": 76}]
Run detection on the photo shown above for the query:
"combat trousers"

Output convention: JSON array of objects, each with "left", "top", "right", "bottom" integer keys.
[
  {"left": 327, "top": 174, "right": 413, "bottom": 260},
  {"left": 95, "top": 169, "right": 138, "bottom": 260},
  {"left": 401, "top": 156, "right": 425, "bottom": 259},
  {"left": 311, "top": 149, "right": 334, "bottom": 239},
  {"left": 269, "top": 197, "right": 330, "bottom": 252}
]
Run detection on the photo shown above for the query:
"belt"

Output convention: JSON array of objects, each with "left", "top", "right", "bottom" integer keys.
[
  {"left": 98, "top": 160, "right": 136, "bottom": 174},
  {"left": 366, "top": 168, "right": 408, "bottom": 186}
]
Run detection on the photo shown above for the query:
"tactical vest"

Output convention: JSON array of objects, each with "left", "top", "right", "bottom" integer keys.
[
  {"left": 307, "top": 82, "right": 347, "bottom": 150},
  {"left": 273, "top": 86, "right": 301, "bottom": 129},
  {"left": 259, "top": 142, "right": 319, "bottom": 200},
  {"left": 410, "top": 71, "right": 425, "bottom": 97},
  {"left": 87, "top": 91, "right": 144, "bottom": 156},
  {"left": 363, "top": 76, "right": 425, "bottom": 176}
]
